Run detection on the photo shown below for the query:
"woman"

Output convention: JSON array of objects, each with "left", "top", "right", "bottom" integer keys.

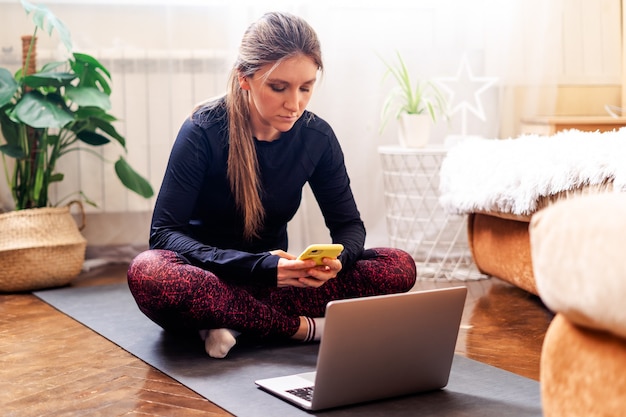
[{"left": 127, "top": 11, "right": 416, "bottom": 358}]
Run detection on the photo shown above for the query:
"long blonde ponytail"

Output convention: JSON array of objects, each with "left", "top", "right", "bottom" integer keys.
[
  {"left": 225, "top": 72, "right": 264, "bottom": 240},
  {"left": 226, "top": 12, "right": 323, "bottom": 240}
]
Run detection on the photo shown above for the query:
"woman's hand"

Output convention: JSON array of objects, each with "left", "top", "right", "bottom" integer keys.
[{"left": 270, "top": 249, "right": 342, "bottom": 288}]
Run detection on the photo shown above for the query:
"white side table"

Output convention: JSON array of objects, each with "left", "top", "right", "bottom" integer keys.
[{"left": 378, "top": 145, "right": 487, "bottom": 280}]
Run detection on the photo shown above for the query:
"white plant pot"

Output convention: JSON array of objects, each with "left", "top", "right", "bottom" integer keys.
[{"left": 398, "top": 113, "right": 432, "bottom": 148}]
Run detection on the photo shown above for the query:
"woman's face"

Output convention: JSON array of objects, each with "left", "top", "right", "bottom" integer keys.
[{"left": 239, "top": 54, "right": 318, "bottom": 141}]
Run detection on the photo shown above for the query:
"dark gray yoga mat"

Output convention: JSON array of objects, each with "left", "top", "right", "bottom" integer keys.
[{"left": 35, "top": 283, "right": 542, "bottom": 417}]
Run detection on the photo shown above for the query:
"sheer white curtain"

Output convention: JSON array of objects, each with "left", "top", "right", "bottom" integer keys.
[{"left": 0, "top": 0, "right": 619, "bottom": 257}]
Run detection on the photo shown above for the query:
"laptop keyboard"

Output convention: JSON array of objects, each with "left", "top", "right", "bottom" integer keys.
[{"left": 287, "top": 386, "right": 314, "bottom": 401}]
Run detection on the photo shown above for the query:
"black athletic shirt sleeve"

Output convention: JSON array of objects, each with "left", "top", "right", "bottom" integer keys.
[{"left": 149, "top": 97, "right": 365, "bottom": 287}]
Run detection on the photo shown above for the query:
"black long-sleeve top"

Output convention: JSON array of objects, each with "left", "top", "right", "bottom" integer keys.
[{"left": 149, "top": 98, "right": 365, "bottom": 287}]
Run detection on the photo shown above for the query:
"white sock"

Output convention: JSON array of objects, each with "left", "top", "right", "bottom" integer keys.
[
  {"left": 303, "top": 317, "right": 325, "bottom": 342},
  {"left": 202, "top": 328, "right": 240, "bottom": 358}
]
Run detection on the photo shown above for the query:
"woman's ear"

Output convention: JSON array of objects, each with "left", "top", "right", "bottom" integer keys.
[{"left": 238, "top": 73, "right": 251, "bottom": 91}]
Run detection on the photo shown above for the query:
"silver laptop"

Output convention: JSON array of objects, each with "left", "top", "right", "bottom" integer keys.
[{"left": 255, "top": 286, "right": 467, "bottom": 411}]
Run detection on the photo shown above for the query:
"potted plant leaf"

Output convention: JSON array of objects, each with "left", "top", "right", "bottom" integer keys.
[
  {"left": 380, "top": 51, "right": 449, "bottom": 148},
  {"left": 0, "top": 0, "right": 154, "bottom": 291}
]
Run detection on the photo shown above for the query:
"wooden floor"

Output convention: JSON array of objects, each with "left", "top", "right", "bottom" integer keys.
[{"left": 0, "top": 263, "right": 553, "bottom": 416}]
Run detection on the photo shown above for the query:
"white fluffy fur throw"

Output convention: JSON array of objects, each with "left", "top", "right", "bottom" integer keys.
[{"left": 439, "top": 129, "right": 626, "bottom": 216}]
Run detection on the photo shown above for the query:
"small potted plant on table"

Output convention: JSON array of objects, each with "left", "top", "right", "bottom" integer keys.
[{"left": 380, "top": 51, "right": 449, "bottom": 148}]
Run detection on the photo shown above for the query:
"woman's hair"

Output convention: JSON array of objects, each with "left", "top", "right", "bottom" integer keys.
[{"left": 226, "top": 11, "right": 323, "bottom": 240}]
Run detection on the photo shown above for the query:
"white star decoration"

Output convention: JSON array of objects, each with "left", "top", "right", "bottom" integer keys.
[{"left": 436, "top": 56, "right": 498, "bottom": 135}]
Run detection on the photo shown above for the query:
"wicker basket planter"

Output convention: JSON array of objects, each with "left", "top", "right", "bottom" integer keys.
[{"left": 0, "top": 203, "right": 87, "bottom": 292}]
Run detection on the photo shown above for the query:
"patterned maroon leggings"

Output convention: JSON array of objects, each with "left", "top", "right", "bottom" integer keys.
[{"left": 127, "top": 247, "right": 416, "bottom": 340}]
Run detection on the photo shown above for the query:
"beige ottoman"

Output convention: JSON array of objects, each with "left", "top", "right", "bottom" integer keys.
[{"left": 530, "top": 193, "right": 626, "bottom": 417}]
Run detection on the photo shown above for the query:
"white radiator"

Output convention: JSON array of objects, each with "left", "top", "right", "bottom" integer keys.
[{"left": 5, "top": 48, "right": 229, "bottom": 213}]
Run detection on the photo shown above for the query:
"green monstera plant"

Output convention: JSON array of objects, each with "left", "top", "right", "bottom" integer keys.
[{"left": 0, "top": 0, "right": 153, "bottom": 210}]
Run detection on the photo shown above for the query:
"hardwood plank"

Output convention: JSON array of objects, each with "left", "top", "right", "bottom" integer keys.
[
  {"left": 0, "top": 271, "right": 231, "bottom": 417},
  {"left": 412, "top": 277, "right": 551, "bottom": 381}
]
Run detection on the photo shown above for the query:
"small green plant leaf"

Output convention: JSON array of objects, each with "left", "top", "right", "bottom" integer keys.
[
  {"left": 75, "top": 106, "right": 107, "bottom": 119},
  {"left": 0, "top": 143, "right": 27, "bottom": 159},
  {"left": 73, "top": 53, "right": 111, "bottom": 78},
  {"left": 21, "top": 0, "right": 73, "bottom": 52},
  {"left": 79, "top": 192, "right": 98, "bottom": 208},
  {"left": 66, "top": 85, "right": 111, "bottom": 110},
  {"left": 72, "top": 53, "right": 111, "bottom": 94},
  {"left": 40, "top": 61, "right": 65, "bottom": 72},
  {"left": 114, "top": 157, "right": 154, "bottom": 198},
  {"left": 77, "top": 130, "right": 110, "bottom": 146},
  {"left": 14, "top": 91, "right": 73, "bottom": 128},
  {"left": 0, "top": 105, "right": 22, "bottom": 148},
  {"left": 0, "top": 68, "right": 19, "bottom": 107},
  {"left": 23, "top": 71, "right": 76, "bottom": 89},
  {"left": 91, "top": 117, "right": 126, "bottom": 147},
  {"left": 49, "top": 173, "right": 64, "bottom": 183}
]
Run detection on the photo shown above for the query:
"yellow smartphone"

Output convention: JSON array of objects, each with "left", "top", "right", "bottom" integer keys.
[{"left": 297, "top": 244, "right": 344, "bottom": 265}]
